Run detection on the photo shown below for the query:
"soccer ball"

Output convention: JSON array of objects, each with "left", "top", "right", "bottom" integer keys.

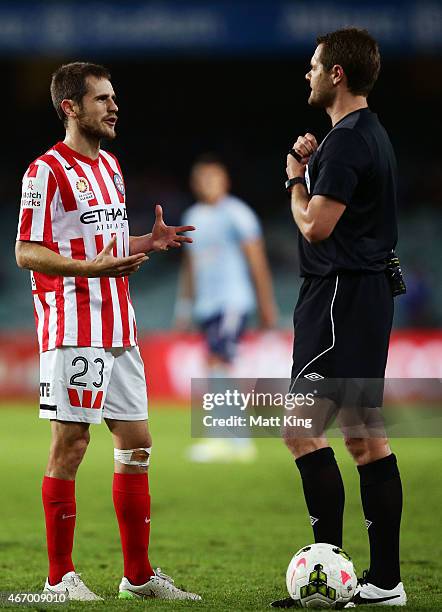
[{"left": 286, "top": 543, "right": 357, "bottom": 608}]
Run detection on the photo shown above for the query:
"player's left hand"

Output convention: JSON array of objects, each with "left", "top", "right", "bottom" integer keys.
[
  {"left": 286, "top": 133, "right": 318, "bottom": 179},
  {"left": 150, "top": 204, "right": 195, "bottom": 252}
]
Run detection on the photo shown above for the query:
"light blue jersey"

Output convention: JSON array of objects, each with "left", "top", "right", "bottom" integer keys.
[{"left": 182, "top": 195, "right": 262, "bottom": 321}]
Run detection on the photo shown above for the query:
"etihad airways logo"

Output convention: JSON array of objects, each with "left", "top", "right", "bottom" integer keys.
[{"left": 80, "top": 206, "right": 128, "bottom": 224}]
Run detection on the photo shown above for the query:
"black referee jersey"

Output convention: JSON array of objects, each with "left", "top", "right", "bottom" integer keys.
[
  {"left": 292, "top": 108, "right": 399, "bottom": 386},
  {"left": 301, "top": 107, "right": 398, "bottom": 277}
]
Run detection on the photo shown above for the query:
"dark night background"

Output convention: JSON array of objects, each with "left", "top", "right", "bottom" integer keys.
[{"left": 1, "top": 2, "right": 441, "bottom": 330}]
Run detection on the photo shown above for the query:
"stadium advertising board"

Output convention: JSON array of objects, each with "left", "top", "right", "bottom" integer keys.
[{"left": 0, "top": 330, "right": 440, "bottom": 402}]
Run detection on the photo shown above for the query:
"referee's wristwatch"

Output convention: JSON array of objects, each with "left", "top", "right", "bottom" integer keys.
[{"left": 285, "top": 176, "right": 306, "bottom": 193}]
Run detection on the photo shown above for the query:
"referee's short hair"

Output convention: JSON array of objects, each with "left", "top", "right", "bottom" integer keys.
[
  {"left": 317, "top": 28, "right": 380, "bottom": 96},
  {"left": 51, "top": 62, "right": 111, "bottom": 124}
]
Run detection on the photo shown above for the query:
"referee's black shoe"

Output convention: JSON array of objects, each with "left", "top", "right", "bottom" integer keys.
[{"left": 270, "top": 596, "right": 300, "bottom": 608}]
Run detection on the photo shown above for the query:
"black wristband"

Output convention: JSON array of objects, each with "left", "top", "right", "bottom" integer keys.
[
  {"left": 288, "top": 148, "right": 303, "bottom": 163},
  {"left": 285, "top": 177, "right": 306, "bottom": 193}
]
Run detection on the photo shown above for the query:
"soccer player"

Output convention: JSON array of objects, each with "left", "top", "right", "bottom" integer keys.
[
  {"left": 15, "top": 62, "right": 200, "bottom": 601},
  {"left": 272, "top": 29, "right": 406, "bottom": 607},
  {"left": 176, "top": 155, "right": 277, "bottom": 462}
]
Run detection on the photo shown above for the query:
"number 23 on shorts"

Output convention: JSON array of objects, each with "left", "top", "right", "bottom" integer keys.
[{"left": 65, "top": 350, "right": 110, "bottom": 410}]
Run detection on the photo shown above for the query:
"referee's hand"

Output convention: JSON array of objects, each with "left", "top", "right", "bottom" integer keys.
[
  {"left": 287, "top": 133, "right": 318, "bottom": 178},
  {"left": 294, "top": 133, "right": 318, "bottom": 159}
]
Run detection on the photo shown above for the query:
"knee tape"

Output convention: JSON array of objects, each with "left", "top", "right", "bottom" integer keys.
[{"left": 114, "top": 447, "right": 151, "bottom": 467}]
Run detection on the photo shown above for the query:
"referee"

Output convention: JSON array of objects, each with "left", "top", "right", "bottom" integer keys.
[{"left": 273, "top": 29, "right": 406, "bottom": 607}]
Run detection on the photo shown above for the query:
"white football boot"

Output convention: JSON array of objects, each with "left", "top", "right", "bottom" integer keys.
[
  {"left": 345, "top": 571, "right": 406, "bottom": 607},
  {"left": 119, "top": 568, "right": 201, "bottom": 600},
  {"left": 43, "top": 571, "right": 103, "bottom": 601}
]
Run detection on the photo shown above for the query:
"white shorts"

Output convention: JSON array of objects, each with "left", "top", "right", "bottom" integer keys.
[{"left": 39, "top": 346, "right": 148, "bottom": 424}]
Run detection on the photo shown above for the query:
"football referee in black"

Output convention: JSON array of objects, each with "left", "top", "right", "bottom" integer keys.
[{"left": 273, "top": 29, "right": 406, "bottom": 607}]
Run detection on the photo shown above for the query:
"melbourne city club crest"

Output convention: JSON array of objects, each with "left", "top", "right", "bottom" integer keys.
[{"left": 113, "top": 173, "right": 125, "bottom": 195}]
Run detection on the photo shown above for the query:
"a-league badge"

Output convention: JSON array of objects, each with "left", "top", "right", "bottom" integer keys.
[
  {"left": 75, "top": 178, "right": 94, "bottom": 202},
  {"left": 76, "top": 178, "right": 89, "bottom": 193}
]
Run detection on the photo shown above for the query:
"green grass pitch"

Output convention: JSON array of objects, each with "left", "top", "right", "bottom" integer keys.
[{"left": 0, "top": 403, "right": 441, "bottom": 610}]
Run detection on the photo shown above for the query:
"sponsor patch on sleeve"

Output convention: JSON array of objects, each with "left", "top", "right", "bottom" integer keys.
[{"left": 21, "top": 176, "right": 45, "bottom": 209}]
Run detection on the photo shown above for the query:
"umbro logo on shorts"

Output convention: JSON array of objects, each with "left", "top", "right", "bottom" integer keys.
[
  {"left": 67, "top": 387, "right": 104, "bottom": 409},
  {"left": 304, "top": 372, "right": 324, "bottom": 381},
  {"left": 310, "top": 516, "right": 319, "bottom": 525}
]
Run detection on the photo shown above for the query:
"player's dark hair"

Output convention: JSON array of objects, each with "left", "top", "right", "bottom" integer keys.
[
  {"left": 192, "top": 153, "right": 226, "bottom": 168},
  {"left": 316, "top": 28, "right": 380, "bottom": 96},
  {"left": 50, "top": 62, "right": 111, "bottom": 124}
]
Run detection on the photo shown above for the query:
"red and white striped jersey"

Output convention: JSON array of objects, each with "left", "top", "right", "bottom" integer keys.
[{"left": 17, "top": 141, "right": 137, "bottom": 352}]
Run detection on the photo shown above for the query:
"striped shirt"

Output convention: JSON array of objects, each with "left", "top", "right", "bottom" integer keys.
[{"left": 17, "top": 141, "right": 137, "bottom": 352}]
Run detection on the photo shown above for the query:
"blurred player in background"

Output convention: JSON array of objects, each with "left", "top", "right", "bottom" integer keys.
[
  {"left": 15, "top": 62, "right": 200, "bottom": 601},
  {"left": 272, "top": 29, "right": 406, "bottom": 607},
  {"left": 175, "top": 155, "right": 277, "bottom": 462}
]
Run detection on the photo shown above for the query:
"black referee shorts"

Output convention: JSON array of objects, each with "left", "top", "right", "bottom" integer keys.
[{"left": 290, "top": 272, "right": 393, "bottom": 408}]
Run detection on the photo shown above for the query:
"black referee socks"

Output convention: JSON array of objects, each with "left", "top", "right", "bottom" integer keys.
[
  {"left": 358, "top": 453, "right": 403, "bottom": 590},
  {"left": 295, "top": 447, "right": 345, "bottom": 548},
  {"left": 295, "top": 449, "right": 402, "bottom": 589}
]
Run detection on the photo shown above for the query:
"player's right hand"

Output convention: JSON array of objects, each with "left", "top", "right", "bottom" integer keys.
[{"left": 85, "top": 236, "right": 149, "bottom": 277}]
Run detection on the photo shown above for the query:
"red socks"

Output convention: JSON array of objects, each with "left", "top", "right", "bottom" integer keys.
[
  {"left": 42, "top": 476, "right": 76, "bottom": 585},
  {"left": 112, "top": 472, "right": 154, "bottom": 585},
  {"left": 42, "top": 473, "right": 153, "bottom": 587}
]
